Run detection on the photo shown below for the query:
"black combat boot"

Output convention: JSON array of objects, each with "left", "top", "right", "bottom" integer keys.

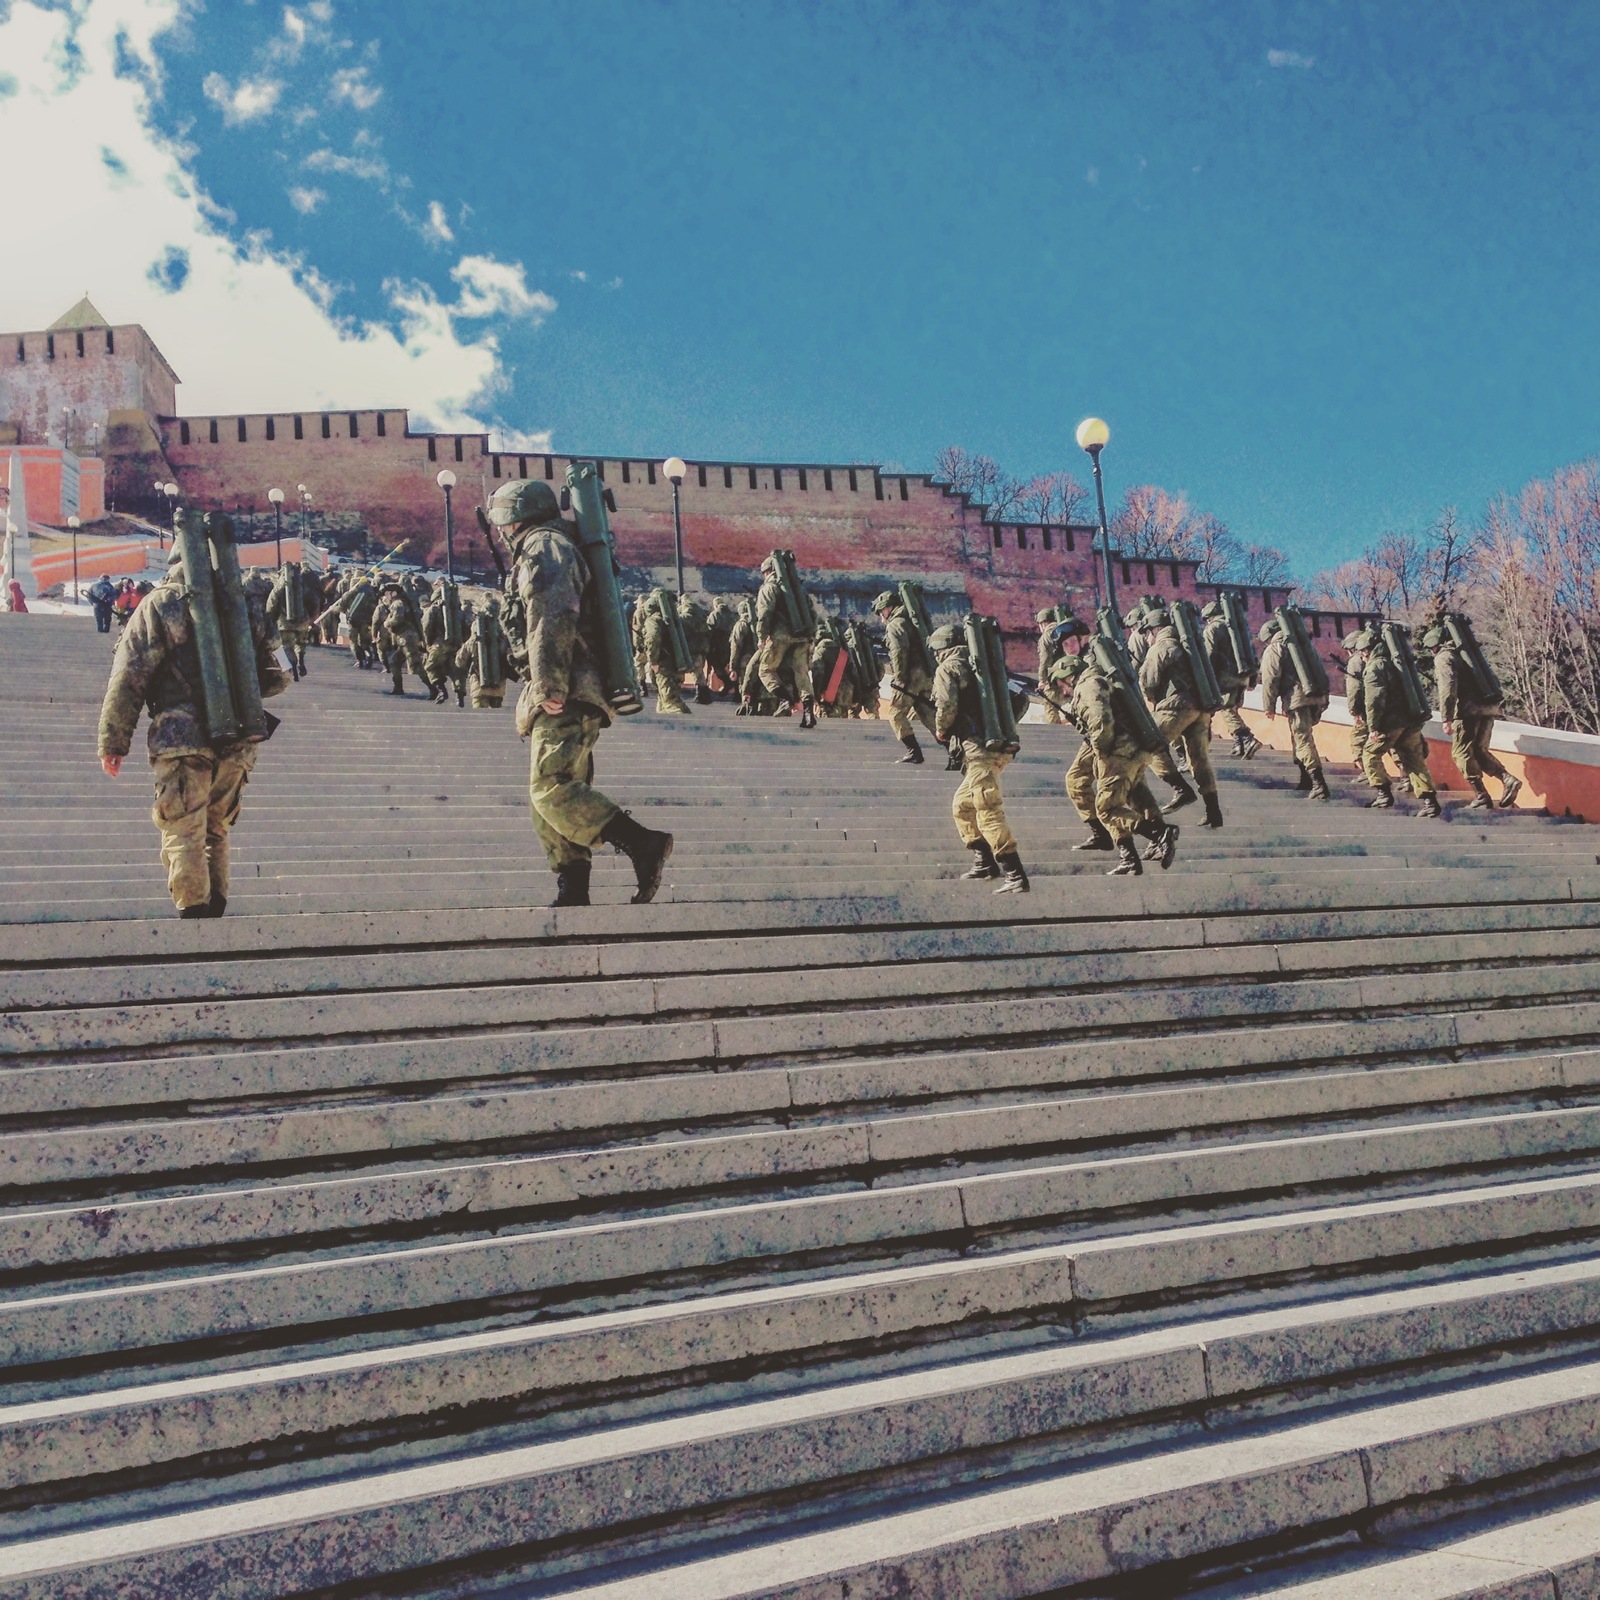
[
  {"left": 1295, "top": 761, "right": 1314, "bottom": 793},
  {"left": 1200, "top": 793, "right": 1224, "bottom": 829},
  {"left": 774, "top": 700, "right": 794, "bottom": 718},
  {"left": 206, "top": 889, "right": 227, "bottom": 918},
  {"left": 1417, "top": 793, "right": 1442, "bottom": 819},
  {"left": 550, "top": 861, "right": 591, "bottom": 908},
  {"left": 1369, "top": 783, "right": 1395, "bottom": 809},
  {"left": 1108, "top": 838, "right": 1143, "bottom": 876},
  {"left": 389, "top": 667, "right": 405, "bottom": 695},
  {"left": 1307, "top": 769, "right": 1331, "bottom": 801},
  {"left": 1162, "top": 778, "right": 1198, "bottom": 813},
  {"left": 1498, "top": 775, "right": 1523, "bottom": 808},
  {"left": 799, "top": 699, "right": 818, "bottom": 729},
  {"left": 456, "top": 687, "right": 467, "bottom": 708},
  {"left": 737, "top": 698, "right": 754, "bottom": 717},
  {"left": 696, "top": 683, "right": 714, "bottom": 705},
  {"left": 1466, "top": 780, "right": 1493, "bottom": 809},
  {"left": 1240, "top": 735, "right": 1262, "bottom": 759},
  {"left": 945, "top": 743, "right": 965, "bottom": 772},
  {"left": 962, "top": 841, "right": 1000, "bottom": 880},
  {"left": 296, "top": 650, "right": 308, "bottom": 677},
  {"left": 993, "top": 852, "right": 1030, "bottom": 893},
  {"left": 1073, "top": 819, "right": 1114, "bottom": 851},
  {"left": 178, "top": 904, "right": 210, "bottom": 919},
  {"left": 599, "top": 811, "right": 675, "bottom": 904},
  {"left": 1229, "top": 736, "right": 1245, "bottom": 758},
  {"left": 898, "top": 736, "right": 925, "bottom": 765}
]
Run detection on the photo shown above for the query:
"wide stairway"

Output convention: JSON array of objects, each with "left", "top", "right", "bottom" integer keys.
[{"left": 5, "top": 611, "right": 1600, "bottom": 1599}]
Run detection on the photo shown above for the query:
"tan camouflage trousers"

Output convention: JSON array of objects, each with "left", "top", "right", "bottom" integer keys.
[
  {"left": 150, "top": 746, "right": 257, "bottom": 911},
  {"left": 1364, "top": 723, "right": 1435, "bottom": 797},
  {"left": 1149, "top": 705, "right": 1217, "bottom": 794},
  {"left": 888, "top": 686, "right": 935, "bottom": 742},
  {"left": 1066, "top": 740, "right": 1156, "bottom": 843},
  {"left": 952, "top": 745, "right": 1017, "bottom": 857},
  {"left": 758, "top": 636, "right": 812, "bottom": 704},
  {"left": 1350, "top": 715, "right": 1370, "bottom": 774},
  {"left": 467, "top": 677, "right": 505, "bottom": 708},
  {"left": 653, "top": 664, "right": 688, "bottom": 714},
  {"left": 1452, "top": 712, "right": 1507, "bottom": 787},
  {"left": 527, "top": 709, "right": 621, "bottom": 869},
  {"left": 425, "top": 643, "right": 465, "bottom": 695},
  {"left": 1286, "top": 706, "right": 1326, "bottom": 777},
  {"left": 1217, "top": 705, "right": 1251, "bottom": 744},
  {"left": 386, "top": 628, "right": 427, "bottom": 680}
]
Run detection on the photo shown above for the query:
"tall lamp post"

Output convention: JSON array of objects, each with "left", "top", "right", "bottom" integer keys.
[
  {"left": 662, "top": 457, "right": 687, "bottom": 594},
  {"left": 67, "top": 515, "right": 80, "bottom": 602},
  {"left": 159, "top": 482, "right": 179, "bottom": 551},
  {"left": 1075, "top": 417, "right": 1116, "bottom": 615},
  {"left": 268, "top": 487, "right": 285, "bottom": 568},
  {"left": 436, "top": 469, "right": 457, "bottom": 580},
  {"left": 297, "top": 484, "right": 311, "bottom": 555}
]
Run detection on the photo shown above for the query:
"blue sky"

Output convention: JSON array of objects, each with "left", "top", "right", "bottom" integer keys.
[{"left": 5, "top": 0, "right": 1599, "bottom": 573}]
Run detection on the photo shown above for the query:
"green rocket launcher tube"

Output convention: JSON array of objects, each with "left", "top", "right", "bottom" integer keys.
[
  {"left": 1172, "top": 598, "right": 1225, "bottom": 712},
  {"left": 1444, "top": 612, "right": 1504, "bottom": 704},
  {"left": 207, "top": 514, "right": 268, "bottom": 740},
  {"left": 1381, "top": 621, "right": 1431, "bottom": 724},
  {"left": 654, "top": 589, "right": 696, "bottom": 677},
  {"left": 440, "top": 580, "right": 466, "bottom": 647},
  {"left": 474, "top": 613, "right": 503, "bottom": 688},
  {"left": 565, "top": 462, "right": 643, "bottom": 716},
  {"left": 846, "top": 619, "right": 881, "bottom": 701},
  {"left": 1220, "top": 590, "right": 1258, "bottom": 680},
  {"left": 1275, "top": 604, "right": 1331, "bottom": 700},
  {"left": 962, "top": 612, "right": 1008, "bottom": 753},
  {"left": 174, "top": 509, "right": 239, "bottom": 745},
  {"left": 979, "top": 615, "right": 1021, "bottom": 751},
  {"left": 1090, "top": 634, "right": 1168, "bottom": 754}
]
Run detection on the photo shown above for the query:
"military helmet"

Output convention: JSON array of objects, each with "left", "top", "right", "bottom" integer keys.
[
  {"left": 485, "top": 478, "right": 561, "bottom": 529},
  {"left": 1144, "top": 606, "right": 1171, "bottom": 628},
  {"left": 1352, "top": 626, "right": 1378, "bottom": 650},
  {"left": 1035, "top": 607, "right": 1058, "bottom": 625},
  {"left": 873, "top": 590, "right": 900, "bottom": 613},
  {"left": 1047, "top": 653, "right": 1085, "bottom": 685},
  {"left": 1342, "top": 631, "right": 1364, "bottom": 652},
  {"left": 759, "top": 555, "right": 778, "bottom": 575},
  {"left": 1420, "top": 624, "right": 1448, "bottom": 650},
  {"left": 1258, "top": 619, "right": 1283, "bottom": 643},
  {"left": 1122, "top": 605, "right": 1147, "bottom": 629},
  {"left": 1202, "top": 600, "right": 1222, "bottom": 619},
  {"left": 927, "top": 623, "right": 964, "bottom": 654}
]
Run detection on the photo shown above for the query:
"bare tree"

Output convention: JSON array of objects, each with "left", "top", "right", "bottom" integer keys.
[
  {"left": 1418, "top": 506, "right": 1480, "bottom": 617},
  {"left": 934, "top": 446, "right": 1024, "bottom": 522},
  {"left": 1110, "top": 485, "right": 1195, "bottom": 558},
  {"left": 1240, "top": 543, "right": 1294, "bottom": 589},
  {"left": 1015, "top": 471, "right": 1089, "bottom": 528},
  {"left": 1186, "top": 513, "right": 1243, "bottom": 585}
]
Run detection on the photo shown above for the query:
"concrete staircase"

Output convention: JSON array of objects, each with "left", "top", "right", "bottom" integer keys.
[{"left": 4, "top": 611, "right": 1600, "bottom": 1598}]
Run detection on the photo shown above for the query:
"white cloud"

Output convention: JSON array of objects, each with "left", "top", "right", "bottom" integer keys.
[
  {"left": 304, "top": 144, "right": 388, "bottom": 183},
  {"left": 329, "top": 65, "right": 380, "bottom": 110},
  {"left": 0, "top": 0, "right": 553, "bottom": 437},
  {"left": 422, "top": 199, "right": 453, "bottom": 244},
  {"left": 1267, "top": 48, "right": 1315, "bottom": 69},
  {"left": 287, "top": 184, "right": 325, "bottom": 214},
  {"left": 201, "top": 70, "right": 284, "bottom": 125},
  {"left": 450, "top": 256, "right": 557, "bottom": 323}
]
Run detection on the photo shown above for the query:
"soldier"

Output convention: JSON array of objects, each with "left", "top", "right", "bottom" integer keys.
[
  {"left": 423, "top": 587, "right": 471, "bottom": 706},
  {"left": 267, "top": 561, "right": 315, "bottom": 680},
  {"left": 1419, "top": 622, "right": 1522, "bottom": 809},
  {"left": 930, "top": 623, "right": 1028, "bottom": 893},
  {"left": 97, "top": 546, "right": 290, "bottom": 917},
  {"left": 705, "top": 597, "right": 737, "bottom": 696},
  {"left": 1202, "top": 600, "right": 1260, "bottom": 759},
  {"left": 1343, "top": 629, "right": 1376, "bottom": 786},
  {"left": 627, "top": 596, "right": 651, "bottom": 700},
  {"left": 678, "top": 593, "right": 715, "bottom": 705},
  {"left": 486, "top": 477, "right": 674, "bottom": 907},
  {"left": 752, "top": 555, "right": 816, "bottom": 726},
  {"left": 317, "top": 570, "right": 343, "bottom": 645},
  {"left": 1139, "top": 605, "right": 1223, "bottom": 827},
  {"left": 375, "top": 579, "right": 431, "bottom": 697},
  {"left": 1037, "top": 609, "right": 1068, "bottom": 725},
  {"left": 1260, "top": 617, "right": 1332, "bottom": 800},
  {"left": 876, "top": 589, "right": 936, "bottom": 763},
  {"left": 727, "top": 598, "right": 758, "bottom": 702},
  {"left": 1360, "top": 625, "right": 1440, "bottom": 816},
  {"left": 456, "top": 595, "right": 517, "bottom": 708},
  {"left": 324, "top": 572, "right": 379, "bottom": 668},
  {"left": 810, "top": 627, "right": 857, "bottom": 718},
  {"left": 643, "top": 594, "right": 691, "bottom": 714},
  {"left": 1052, "top": 652, "right": 1177, "bottom": 876}
]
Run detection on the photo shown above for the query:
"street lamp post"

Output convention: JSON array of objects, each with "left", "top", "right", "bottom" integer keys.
[
  {"left": 436, "top": 470, "right": 457, "bottom": 580},
  {"left": 158, "top": 482, "right": 179, "bottom": 551},
  {"left": 268, "top": 487, "right": 286, "bottom": 568},
  {"left": 297, "top": 485, "right": 310, "bottom": 555},
  {"left": 662, "top": 458, "right": 687, "bottom": 594},
  {"left": 68, "top": 515, "right": 80, "bottom": 602},
  {"left": 1075, "top": 417, "right": 1117, "bottom": 616}
]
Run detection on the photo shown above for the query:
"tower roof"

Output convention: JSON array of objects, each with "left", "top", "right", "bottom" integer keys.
[{"left": 49, "top": 295, "right": 109, "bottom": 331}]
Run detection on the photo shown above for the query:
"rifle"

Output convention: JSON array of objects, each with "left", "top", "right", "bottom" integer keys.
[
  {"left": 310, "top": 541, "right": 413, "bottom": 627},
  {"left": 475, "top": 507, "right": 510, "bottom": 588}
]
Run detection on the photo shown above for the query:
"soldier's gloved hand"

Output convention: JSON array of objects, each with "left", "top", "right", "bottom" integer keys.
[{"left": 101, "top": 756, "right": 122, "bottom": 778}]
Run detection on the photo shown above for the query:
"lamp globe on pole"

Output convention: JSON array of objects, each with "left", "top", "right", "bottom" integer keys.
[
  {"left": 436, "top": 469, "right": 457, "bottom": 581},
  {"left": 1075, "top": 418, "right": 1117, "bottom": 614},
  {"left": 662, "top": 458, "right": 688, "bottom": 595}
]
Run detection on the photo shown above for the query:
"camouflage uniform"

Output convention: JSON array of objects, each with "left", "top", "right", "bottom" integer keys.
[
  {"left": 642, "top": 599, "right": 690, "bottom": 714},
  {"left": 1037, "top": 611, "right": 1067, "bottom": 725},
  {"left": 1139, "top": 617, "right": 1220, "bottom": 822},
  {"left": 1429, "top": 631, "right": 1520, "bottom": 808},
  {"left": 330, "top": 576, "right": 379, "bottom": 668},
  {"left": 705, "top": 598, "right": 737, "bottom": 693},
  {"left": 1260, "top": 623, "right": 1331, "bottom": 799},
  {"left": 266, "top": 563, "right": 315, "bottom": 678},
  {"left": 494, "top": 479, "right": 673, "bottom": 906},
  {"left": 317, "top": 571, "right": 343, "bottom": 644},
  {"left": 754, "top": 561, "right": 816, "bottom": 723},
  {"left": 376, "top": 586, "right": 430, "bottom": 695},
  {"left": 97, "top": 562, "right": 289, "bottom": 915},
  {"left": 1203, "top": 604, "right": 1258, "bottom": 755},
  {"left": 882, "top": 602, "right": 936, "bottom": 756},
  {"left": 1361, "top": 637, "right": 1437, "bottom": 812},
  {"left": 1343, "top": 632, "right": 1375, "bottom": 783},
  {"left": 423, "top": 589, "right": 471, "bottom": 706},
  {"left": 455, "top": 601, "right": 516, "bottom": 708},
  {"left": 678, "top": 595, "right": 713, "bottom": 703},
  {"left": 811, "top": 631, "right": 856, "bottom": 717},
  {"left": 727, "top": 601, "right": 758, "bottom": 696},
  {"left": 933, "top": 629, "right": 1027, "bottom": 891},
  {"left": 629, "top": 598, "right": 652, "bottom": 696}
]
